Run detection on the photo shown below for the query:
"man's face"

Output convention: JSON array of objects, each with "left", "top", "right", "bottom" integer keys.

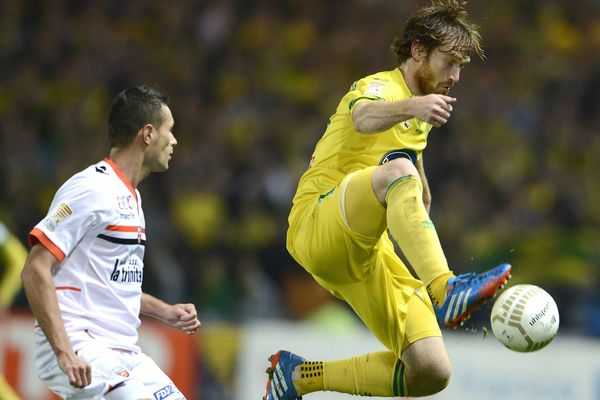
[
  {"left": 147, "top": 104, "right": 177, "bottom": 172},
  {"left": 415, "top": 45, "right": 470, "bottom": 95}
]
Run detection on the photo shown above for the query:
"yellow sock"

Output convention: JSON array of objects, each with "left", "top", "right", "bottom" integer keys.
[
  {"left": 321, "top": 352, "right": 407, "bottom": 397},
  {"left": 292, "top": 361, "right": 324, "bottom": 395},
  {"left": 427, "top": 272, "right": 454, "bottom": 307},
  {"left": 385, "top": 175, "right": 453, "bottom": 306}
]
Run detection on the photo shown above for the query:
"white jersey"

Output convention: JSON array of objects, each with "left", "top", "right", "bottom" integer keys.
[{"left": 30, "top": 158, "right": 146, "bottom": 352}]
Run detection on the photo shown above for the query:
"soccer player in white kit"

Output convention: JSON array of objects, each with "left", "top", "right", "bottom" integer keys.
[{"left": 21, "top": 86, "right": 201, "bottom": 400}]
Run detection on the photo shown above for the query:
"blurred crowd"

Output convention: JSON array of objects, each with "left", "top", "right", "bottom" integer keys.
[{"left": 1, "top": 0, "right": 599, "bottom": 345}]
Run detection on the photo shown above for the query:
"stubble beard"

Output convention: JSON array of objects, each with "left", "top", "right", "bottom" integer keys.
[{"left": 415, "top": 60, "right": 448, "bottom": 95}]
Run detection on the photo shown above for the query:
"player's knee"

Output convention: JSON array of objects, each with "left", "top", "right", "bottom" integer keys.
[
  {"left": 382, "top": 157, "right": 417, "bottom": 177},
  {"left": 430, "top": 361, "right": 451, "bottom": 392},
  {"left": 372, "top": 158, "right": 419, "bottom": 202},
  {"left": 414, "top": 358, "right": 452, "bottom": 392}
]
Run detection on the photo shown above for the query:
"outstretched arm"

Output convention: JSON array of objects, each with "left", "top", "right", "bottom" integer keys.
[
  {"left": 21, "top": 244, "right": 92, "bottom": 388},
  {"left": 140, "top": 293, "right": 201, "bottom": 335}
]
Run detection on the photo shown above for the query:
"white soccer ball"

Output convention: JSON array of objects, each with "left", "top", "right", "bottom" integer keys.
[{"left": 490, "top": 284, "right": 559, "bottom": 352}]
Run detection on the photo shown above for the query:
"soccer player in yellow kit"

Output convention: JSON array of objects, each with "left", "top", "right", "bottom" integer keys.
[
  {"left": 0, "top": 222, "right": 28, "bottom": 400},
  {"left": 264, "top": 1, "right": 511, "bottom": 399}
]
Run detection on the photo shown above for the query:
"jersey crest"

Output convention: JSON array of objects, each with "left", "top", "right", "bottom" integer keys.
[{"left": 42, "top": 203, "right": 73, "bottom": 232}]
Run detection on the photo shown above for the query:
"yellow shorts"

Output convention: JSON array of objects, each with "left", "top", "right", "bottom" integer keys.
[{"left": 287, "top": 167, "right": 441, "bottom": 357}]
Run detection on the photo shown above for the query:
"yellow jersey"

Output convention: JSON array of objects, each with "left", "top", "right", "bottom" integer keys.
[
  {"left": 0, "top": 222, "right": 27, "bottom": 307},
  {"left": 291, "top": 68, "right": 432, "bottom": 208}
]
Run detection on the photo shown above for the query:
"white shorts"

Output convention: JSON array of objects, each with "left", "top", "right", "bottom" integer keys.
[{"left": 35, "top": 339, "right": 186, "bottom": 400}]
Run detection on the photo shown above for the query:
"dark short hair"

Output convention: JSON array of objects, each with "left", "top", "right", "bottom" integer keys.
[
  {"left": 391, "top": 0, "right": 484, "bottom": 65},
  {"left": 108, "top": 86, "right": 168, "bottom": 148}
]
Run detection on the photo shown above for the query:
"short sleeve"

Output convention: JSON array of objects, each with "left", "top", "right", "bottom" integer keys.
[
  {"left": 347, "top": 76, "right": 399, "bottom": 111},
  {"left": 29, "top": 174, "right": 104, "bottom": 261}
]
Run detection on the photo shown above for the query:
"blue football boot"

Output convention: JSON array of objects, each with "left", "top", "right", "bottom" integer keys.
[
  {"left": 436, "top": 263, "right": 512, "bottom": 328},
  {"left": 263, "top": 350, "right": 305, "bottom": 400}
]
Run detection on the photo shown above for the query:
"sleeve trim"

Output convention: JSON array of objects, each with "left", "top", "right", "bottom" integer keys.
[
  {"left": 29, "top": 228, "right": 66, "bottom": 262},
  {"left": 348, "top": 96, "right": 384, "bottom": 110}
]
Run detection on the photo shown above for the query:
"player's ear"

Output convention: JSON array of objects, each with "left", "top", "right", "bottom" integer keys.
[
  {"left": 411, "top": 41, "right": 426, "bottom": 62},
  {"left": 140, "top": 124, "right": 154, "bottom": 145}
]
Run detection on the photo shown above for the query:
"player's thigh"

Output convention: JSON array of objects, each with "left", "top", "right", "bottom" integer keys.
[
  {"left": 39, "top": 342, "right": 133, "bottom": 399},
  {"left": 341, "top": 166, "right": 387, "bottom": 238},
  {"left": 402, "top": 288, "right": 442, "bottom": 351},
  {"left": 328, "top": 244, "right": 423, "bottom": 357},
  {"left": 105, "top": 379, "right": 152, "bottom": 400},
  {"left": 291, "top": 170, "right": 387, "bottom": 283},
  {"left": 125, "top": 352, "right": 186, "bottom": 400}
]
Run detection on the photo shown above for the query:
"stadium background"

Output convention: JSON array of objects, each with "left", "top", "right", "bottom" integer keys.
[{"left": 0, "top": 1, "right": 599, "bottom": 399}]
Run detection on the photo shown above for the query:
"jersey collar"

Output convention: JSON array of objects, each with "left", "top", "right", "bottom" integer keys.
[
  {"left": 392, "top": 68, "right": 413, "bottom": 96},
  {"left": 103, "top": 157, "right": 137, "bottom": 200}
]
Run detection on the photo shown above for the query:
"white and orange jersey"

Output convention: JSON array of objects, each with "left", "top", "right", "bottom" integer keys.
[{"left": 30, "top": 158, "right": 147, "bottom": 352}]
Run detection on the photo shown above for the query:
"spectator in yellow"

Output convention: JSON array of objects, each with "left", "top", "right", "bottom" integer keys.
[{"left": 0, "top": 221, "right": 28, "bottom": 400}]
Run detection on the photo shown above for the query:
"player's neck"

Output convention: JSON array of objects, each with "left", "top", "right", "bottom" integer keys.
[
  {"left": 107, "top": 147, "right": 148, "bottom": 188},
  {"left": 398, "top": 61, "right": 422, "bottom": 96}
]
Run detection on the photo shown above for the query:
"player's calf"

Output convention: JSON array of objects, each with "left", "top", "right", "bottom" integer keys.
[{"left": 401, "top": 336, "right": 451, "bottom": 397}]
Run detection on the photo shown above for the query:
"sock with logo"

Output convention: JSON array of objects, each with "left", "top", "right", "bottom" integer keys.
[
  {"left": 385, "top": 175, "right": 454, "bottom": 306},
  {"left": 310, "top": 352, "right": 408, "bottom": 397},
  {"left": 292, "top": 361, "right": 324, "bottom": 395}
]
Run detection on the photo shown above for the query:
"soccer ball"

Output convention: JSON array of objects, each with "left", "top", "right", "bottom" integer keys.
[{"left": 490, "top": 284, "right": 559, "bottom": 352}]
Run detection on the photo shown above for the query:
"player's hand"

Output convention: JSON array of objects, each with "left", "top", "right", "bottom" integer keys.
[
  {"left": 411, "top": 94, "right": 456, "bottom": 127},
  {"left": 57, "top": 351, "right": 92, "bottom": 388},
  {"left": 164, "top": 303, "right": 201, "bottom": 335}
]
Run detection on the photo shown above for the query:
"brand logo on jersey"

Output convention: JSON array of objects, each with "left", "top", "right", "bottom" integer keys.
[
  {"left": 154, "top": 383, "right": 176, "bottom": 400},
  {"left": 116, "top": 195, "right": 135, "bottom": 211},
  {"left": 112, "top": 367, "right": 130, "bottom": 378},
  {"left": 400, "top": 120, "right": 411, "bottom": 129},
  {"left": 42, "top": 203, "right": 73, "bottom": 232},
  {"left": 95, "top": 165, "right": 108, "bottom": 174},
  {"left": 365, "top": 81, "right": 385, "bottom": 96},
  {"left": 110, "top": 258, "right": 143, "bottom": 283},
  {"left": 379, "top": 149, "right": 417, "bottom": 165}
]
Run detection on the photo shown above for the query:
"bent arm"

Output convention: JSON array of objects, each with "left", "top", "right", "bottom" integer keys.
[
  {"left": 352, "top": 94, "right": 456, "bottom": 133},
  {"left": 141, "top": 292, "right": 201, "bottom": 335},
  {"left": 352, "top": 99, "right": 416, "bottom": 133},
  {"left": 140, "top": 292, "right": 171, "bottom": 321}
]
